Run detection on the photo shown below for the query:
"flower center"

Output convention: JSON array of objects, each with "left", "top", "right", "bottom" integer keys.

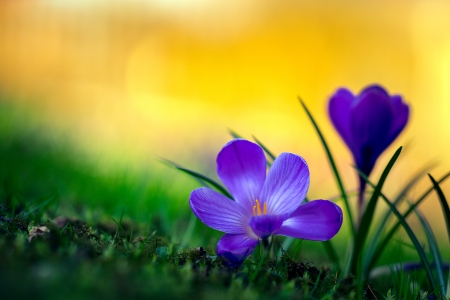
[{"left": 252, "top": 199, "right": 267, "bottom": 216}]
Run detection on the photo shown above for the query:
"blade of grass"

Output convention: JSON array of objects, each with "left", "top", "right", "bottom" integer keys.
[
  {"left": 111, "top": 207, "right": 125, "bottom": 246},
  {"left": 252, "top": 135, "right": 276, "bottom": 162},
  {"left": 322, "top": 240, "right": 341, "bottom": 271},
  {"left": 160, "top": 158, "right": 233, "bottom": 199},
  {"left": 299, "top": 99, "right": 355, "bottom": 237},
  {"left": 310, "top": 270, "right": 323, "bottom": 295},
  {"left": 363, "top": 163, "right": 433, "bottom": 270},
  {"left": 281, "top": 237, "right": 294, "bottom": 254},
  {"left": 25, "top": 194, "right": 58, "bottom": 221},
  {"left": 357, "top": 171, "right": 438, "bottom": 293},
  {"left": 159, "top": 158, "right": 209, "bottom": 186},
  {"left": 181, "top": 213, "right": 197, "bottom": 247},
  {"left": 367, "top": 172, "right": 450, "bottom": 272},
  {"left": 175, "top": 166, "right": 233, "bottom": 199},
  {"left": 412, "top": 205, "right": 446, "bottom": 296},
  {"left": 279, "top": 236, "right": 340, "bottom": 272},
  {"left": 11, "top": 196, "right": 18, "bottom": 217},
  {"left": 228, "top": 128, "right": 243, "bottom": 139},
  {"left": 350, "top": 146, "right": 402, "bottom": 275},
  {"left": 250, "top": 242, "right": 268, "bottom": 283},
  {"left": 428, "top": 174, "right": 450, "bottom": 242},
  {"left": 128, "top": 222, "right": 133, "bottom": 248},
  {"left": 59, "top": 222, "right": 71, "bottom": 234}
]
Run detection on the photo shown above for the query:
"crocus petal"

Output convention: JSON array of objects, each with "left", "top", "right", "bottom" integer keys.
[
  {"left": 190, "top": 187, "right": 249, "bottom": 234},
  {"left": 248, "top": 214, "right": 288, "bottom": 239},
  {"left": 217, "top": 139, "right": 267, "bottom": 213},
  {"left": 388, "top": 95, "right": 409, "bottom": 144},
  {"left": 357, "top": 85, "right": 390, "bottom": 103},
  {"left": 260, "top": 153, "right": 309, "bottom": 215},
  {"left": 350, "top": 86, "right": 394, "bottom": 174},
  {"left": 350, "top": 86, "right": 393, "bottom": 148},
  {"left": 328, "top": 88, "right": 355, "bottom": 151},
  {"left": 275, "top": 200, "right": 343, "bottom": 241},
  {"left": 217, "top": 233, "right": 259, "bottom": 267}
]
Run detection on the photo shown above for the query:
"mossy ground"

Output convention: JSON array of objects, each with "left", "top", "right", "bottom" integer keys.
[{"left": 0, "top": 204, "right": 362, "bottom": 300}]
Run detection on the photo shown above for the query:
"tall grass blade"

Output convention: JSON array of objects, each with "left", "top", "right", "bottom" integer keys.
[
  {"left": 299, "top": 99, "right": 355, "bottom": 237},
  {"left": 281, "top": 237, "right": 294, "bottom": 254},
  {"left": 279, "top": 238, "right": 340, "bottom": 271},
  {"left": 160, "top": 158, "right": 233, "bottom": 199},
  {"left": 24, "top": 194, "right": 58, "bottom": 221},
  {"left": 367, "top": 172, "right": 450, "bottom": 273},
  {"left": 111, "top": 207, "right": 125, "bottom": 246},
  {"left": 364, "top": 164, "right": 433, "bottom": 271},
  {"left": 252, "top": 135, "right": 276, "bottom": 162},
  {"left": 175, "top": 166, "right": 233, "bottom": 199},
  {"left": 350, "top": 146, "right": 402, "bottom": 275},
  {"left": 181, "top": 213, "right": 197, "bottom": 247},
  {"left": 428, "top": 174, "right": 450, "bottom": 242},
  {"left": 357, "top": 172, "right": 438, "bottom": 293},
  {"left": 412, "top": 206, "right": 446, "bottom": 296},
  {"left": 322, "top": 240, "right": 341, "bottom": 270},
  {"left": 228, "top": 128, "right": 243, "bottom": 139}
]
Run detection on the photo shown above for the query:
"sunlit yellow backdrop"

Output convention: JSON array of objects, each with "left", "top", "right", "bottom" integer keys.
[{"left": 1, "top": 0, "right": 450, "bottom": 232}]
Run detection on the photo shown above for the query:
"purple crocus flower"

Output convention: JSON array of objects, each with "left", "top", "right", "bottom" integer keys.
[
  {"left": 328, "top": 85, "right": 409, "bottom": 217},
  {"left": 189, "top": 139, "right": 343, "bottom": 267}
]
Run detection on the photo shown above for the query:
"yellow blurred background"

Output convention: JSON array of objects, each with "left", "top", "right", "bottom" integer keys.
[{"left": 1, "top": 0, "right": 450, "bottom": 233}]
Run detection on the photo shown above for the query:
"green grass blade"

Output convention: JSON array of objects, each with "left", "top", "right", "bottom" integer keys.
[
  {"left": 280, "top": 237, "right": 294, "bottom": 254},
  {"left": 412, "top": 205, "right": 446, "bottom": 296},
  {"left": 252, "top": 135, "right": 276, "bottom": 162},
  {"left": 322, "top": 240, "right": 341, "bottom": 270},
  {"left": 363, "top": 163, "right": 433, "bottom": 271},
  {"left": 280, "top": 239, "right": 340, "bottom": 271},
  {"left": 394, "top": 163, "right": 435, "bottom": 207},
  {"left": 299, "top": 99, "right": 355, "bottom": 237},
  {"left": 357, "top": 172, "right": 438, "bottom": 293},
  {"left": 367, "top": 172, "right": 450, "bottom": 272},
  {"left": 159, "top": 158, "right": 209, "bottom": 186},
  {"left": 23, "top": 194, "right": 58, "bottom": 221},
  {"left": 350, "top": 146, "right": 402, "bottom": 275},
  {"left": 111, "top": 207, "right": 125, "bottom": 246},
  {"left": 160, "top": 158, "right": 233, "bottom": 199},
  {"left": 228, "top": 128, "right": 243, "bottom": 139},
  {"left": 181, "top": 212, "right": 197, "bottom": 247},
  {"left": 175, "top": 167, "right": 232, "bottom": 199},
  {"left": 428, "top": 174, "right": 450, "bottom": 242}
]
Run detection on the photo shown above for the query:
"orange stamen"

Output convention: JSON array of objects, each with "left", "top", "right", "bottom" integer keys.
[
  {"left": 252, "top": 199, "right": 267, "bottom": 216},
  {"left": 255, "top": 199, "right": 262, "bottom": 215}
]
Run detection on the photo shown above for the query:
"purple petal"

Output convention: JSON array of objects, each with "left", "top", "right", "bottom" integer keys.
[
  {"left": 357, "top": 85, "right": 390, "bottom": 103},
  {"left": 328, "top": 88, "right": 355, "bottom": 151},
  {"left": 259, "top": 153, "right": 309, "bottom": 216},
  {"left": 350, "top": 86, "right": 394, "bottom": 148},
  {"left": 275, "top": 200, "right": 343, "bottom": 241},
  {"left": 350, "top": 86, "right": 394, "bottom": 173},
  {"left": 217, "top": 233, "right": 259, "bottom": 267},
  {"left": 190, "top": 187, "right": 249, "bottom": 234},
  {"left": 388, "top": 95, "right": 409, "bottom": 144},
  {"left": 217, "top": 139, "right": 267, "bottom": 213},
  {"left": 248, "top": 214, "right": 288, "bottom": 239}
]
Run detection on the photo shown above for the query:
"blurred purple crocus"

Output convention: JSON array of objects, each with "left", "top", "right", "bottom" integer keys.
[
  {"left": 189, "top": 139, "right": 343, "bottom": 267},
  {"left": 328, "top": 85, "right": 409, "bottom": 218}
]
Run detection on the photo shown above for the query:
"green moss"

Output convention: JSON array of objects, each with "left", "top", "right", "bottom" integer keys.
[{"left": 0, "top": 205, "right": 361, "bottom": 299}]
